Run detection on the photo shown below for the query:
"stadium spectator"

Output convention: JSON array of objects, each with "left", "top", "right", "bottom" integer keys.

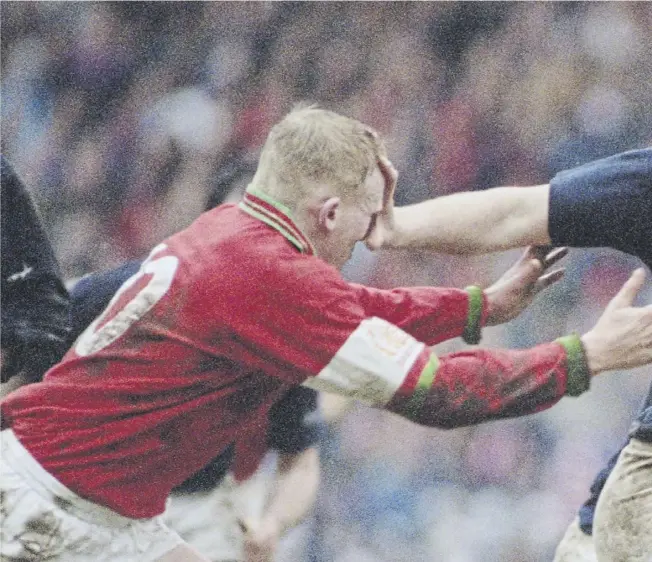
[{"left": 64, "top": 159, "right": 323, "bottom": 562}]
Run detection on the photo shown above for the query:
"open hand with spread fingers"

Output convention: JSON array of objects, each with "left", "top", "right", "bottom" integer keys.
[
  {"left": 581, "top": 268, "right": 652, "bottom": 374},
  {"left": 484, "top": 245, "right": 568, "bottom": 326}
]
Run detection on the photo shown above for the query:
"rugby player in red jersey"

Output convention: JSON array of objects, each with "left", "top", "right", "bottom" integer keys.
[
  {"left": 64, "top": 157, "right": 324, "bottom": 562},
  {"left": 2, "top": 107, "right": 652, "bottom": 562}
]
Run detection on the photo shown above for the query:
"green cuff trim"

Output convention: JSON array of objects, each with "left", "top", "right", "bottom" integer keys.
[
  {"left": 403, "top": 354, "right": 440, "bottom": 420},
  {"left": 556, "top": 334, "right": 591, "bottom": 397},
  {"left": 462, "top": 286, "right": 483, "bottom": 345}
]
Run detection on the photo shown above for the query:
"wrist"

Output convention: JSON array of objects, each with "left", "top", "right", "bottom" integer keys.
[
  {"left": 257, "top": 517, "right": 282, "bottom": 541},
  {"left": 462, "top": 286, "right": 485, "bottom": 344},
  {"left": 384, "top": 207, "right": 408, "bottom": 249},
  {"left": 241, "top": 516, "right": 281, "bottom": 551},
  {"left": 579, "top": 332, "right": 607, "bottom": 375},
  {"left": 379, "top": 224, "right": 400, "bottom": 249},
  {"left": 556, "top": 334, "right": 592, "bottom": 396},
  {"left": 483, "top": 286, "right": 502, "bottom": 327}
]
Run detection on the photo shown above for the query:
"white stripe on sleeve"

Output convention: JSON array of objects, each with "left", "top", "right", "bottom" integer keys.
[{"left": 302, "top": 316, "right": 425, "bottom": 406}]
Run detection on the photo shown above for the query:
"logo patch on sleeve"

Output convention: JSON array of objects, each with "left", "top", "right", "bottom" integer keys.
[
  {"left": 303, "top": 317, "right": 424, "bottom": 406},
  {"left": 362, "top": 317, "right": 424, "bottom": 365}
]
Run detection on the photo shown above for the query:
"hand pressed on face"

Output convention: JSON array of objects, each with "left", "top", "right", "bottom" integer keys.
[{"left": 364, "top": 156, "right": 398, "bottom": 250}]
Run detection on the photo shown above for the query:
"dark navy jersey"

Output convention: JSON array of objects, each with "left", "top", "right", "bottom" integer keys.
[
  {"left": 68, "top": 262, "right": 323, "bottom": 494},
  {"left": 549, "top": 147, "right": 652, "bottom": 269},
  {"left": 577, "top": 448, "right": 621, "bottom": 535},
  {"left": 548, "top": 147, "right": 652, "bottom": 534},
  {"left": 1, "top": 155, "right": 71, "bottom": 382},
  {"left": 68, "top": 261, "right": 141, "bottom": 340},
  {"left": 629, "top": 384, "right": 652, "bottom": 444}
]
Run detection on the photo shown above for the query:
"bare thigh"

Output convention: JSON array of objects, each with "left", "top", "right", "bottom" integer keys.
[
  {"left": 593, "top": 438, "right": 652, "bottom": 562},
  {"left": 553, "top": 517, "right": 598, "bottom": 562}
]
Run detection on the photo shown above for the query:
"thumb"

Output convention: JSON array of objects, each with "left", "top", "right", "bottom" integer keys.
[
  {"left": 608, "top": 268, "right": 646, "bottom": 310},
  {"left": 377, "top": 156, "right": 397, "bottom": 209}
]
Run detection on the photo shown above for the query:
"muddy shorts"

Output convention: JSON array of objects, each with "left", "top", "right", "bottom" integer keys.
[
  {"left": 552, "top": 516, "right": 598, "bottom": 562},
  {"left": 0, "top": 429, "right": 184, "bottom": 561}
]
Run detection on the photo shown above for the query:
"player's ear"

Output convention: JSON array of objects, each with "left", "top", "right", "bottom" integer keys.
[{"left": 318, "top": 197, "right": 340, "bottom": 233}]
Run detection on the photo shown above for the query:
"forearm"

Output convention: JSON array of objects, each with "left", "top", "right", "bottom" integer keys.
[
  {"left": 389, "top": 185, "right": 551, "bottom": 254},
  {"left": 355, "top": 284, "right": 487, "bottom": 346},
  {"left": 260, "top": 448, "right": 319, "bottom": 535},
  {"left": 386, "top": 335, "right": 590, "bottom": 428}
]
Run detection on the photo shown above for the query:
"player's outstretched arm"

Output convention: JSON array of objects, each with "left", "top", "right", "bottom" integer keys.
[
  {"left": 387, "top": 268, "right": 652, "bottom": 429},
  {"left": 368, "top": 148, "right": 652, "bottom": 261},
  {"left": 233, "top": 238, "right": 640, "bottom": 429},
  {"left": 390, "top": 184, "right": 552, "bottom": 254},
  {"left": 365, "top": 156, "right": 551, "bottom": 254}
]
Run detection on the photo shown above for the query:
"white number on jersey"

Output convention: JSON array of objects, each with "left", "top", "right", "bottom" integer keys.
[{"left": 74, "top": 244, "right": 179, "bottom": 356}]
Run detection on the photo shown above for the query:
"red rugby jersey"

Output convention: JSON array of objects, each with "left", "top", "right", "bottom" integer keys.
[{"left": 1, "top": 191, "right": 590, "bottom": 517}]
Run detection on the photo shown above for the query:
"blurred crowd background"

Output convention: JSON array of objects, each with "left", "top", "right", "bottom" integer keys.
[{"left": 2, "top": 2, "right": 652, "bottom": 561}]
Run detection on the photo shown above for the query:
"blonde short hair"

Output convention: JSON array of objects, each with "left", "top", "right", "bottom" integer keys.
[{"left": 252, "top": 104, "right": 385, "bottom": 204}]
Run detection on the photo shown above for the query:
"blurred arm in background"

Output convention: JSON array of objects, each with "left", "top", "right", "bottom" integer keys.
[
  {"left": 238, "top": 386, "right": 323, "bottom": 562},
  {"left": 240, "top": 447, "right": 320, "bottom": 562}
]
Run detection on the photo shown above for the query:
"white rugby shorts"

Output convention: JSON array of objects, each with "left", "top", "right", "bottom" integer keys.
[
  {"left": 164, "top": 457, "right": 273, "bottom": 562},
  {"left": 0, "top": 429, "right": 184, "bottom": 562}
]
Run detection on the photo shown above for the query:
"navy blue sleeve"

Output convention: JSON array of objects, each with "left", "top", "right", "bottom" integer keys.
[
  {"left": 548, "top": 147, "right": 652, "bottom": 269},
  {"left": 628, "top": 379, "right": 652, "bottom": 444},
  {"left": 266, "top": 387, "right": 325, "bottom": 454},
  {"left": 1, "top": 156, "right": 71, "bottom": 382},
  {"left": 68, "top": 261, "right": 142, "bottom": 343}
]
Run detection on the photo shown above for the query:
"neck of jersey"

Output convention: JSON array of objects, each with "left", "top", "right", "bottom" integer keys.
[{"left": 239, "top": 189, "right": 316, "bottom": 255}]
